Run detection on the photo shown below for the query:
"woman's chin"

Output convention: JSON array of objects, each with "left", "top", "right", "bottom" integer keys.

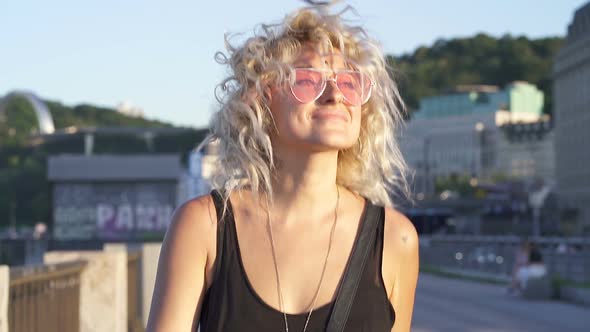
[
  {"left": 305, "top": 135, "right": 356, "bottom": 151},
  {"left": 275, "top": 128, "right": 358, "bottom": 152}
]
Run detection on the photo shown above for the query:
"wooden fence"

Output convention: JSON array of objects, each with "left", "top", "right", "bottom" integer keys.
[{"left": 7, "top": 250, "right": 145, "bottom": 332}]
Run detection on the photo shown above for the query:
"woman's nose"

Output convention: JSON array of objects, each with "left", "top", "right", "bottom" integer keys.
[{"left": 319, "top": 78, "right": 343, "bottom": 104}]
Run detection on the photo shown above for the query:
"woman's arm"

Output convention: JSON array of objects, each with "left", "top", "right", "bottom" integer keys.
[
  {"left": 146, "top": 195, "right": 217, "bottom": 332},
  {"left": 383, "top": 208, "right": 420, "bottom": 332}
]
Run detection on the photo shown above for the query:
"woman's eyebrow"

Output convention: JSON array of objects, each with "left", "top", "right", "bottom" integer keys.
[
  {"left": 292, "top": 63, "right": 314, "bottom": 68},
  {"left": 291, "top": 59, "right": 316, "bottom": 67}
]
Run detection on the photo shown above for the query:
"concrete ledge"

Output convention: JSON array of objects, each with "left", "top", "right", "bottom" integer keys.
[
  {"left": 425, "top": 265, "right": 511, "bottom": 283},
  {"left": 521, "top": 275, "right": 552, "bottom": 300},
  {"left": 0, "top": 265, "right": 7, "bottom": 332},
  {"left": 560, "top": 286, "right": 590, "bottom": 306},
  {"left": 44, "top": 251, "right": 127, "bottom": 332},
  {"left": 422, "top": 264, "right": 590, "bottom": 307}
]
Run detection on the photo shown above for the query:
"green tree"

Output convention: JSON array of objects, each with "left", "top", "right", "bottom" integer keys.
[{"left": 388, "top": 34, "right": 563, "bottom": 116}]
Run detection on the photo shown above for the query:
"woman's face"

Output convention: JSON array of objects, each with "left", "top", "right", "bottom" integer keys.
[{"left": 267, "top": 45, "right": 363, "bottom": 153}]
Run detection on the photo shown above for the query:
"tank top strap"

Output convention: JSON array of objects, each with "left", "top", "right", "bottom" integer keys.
[
  {"left": 210, "top": 190, "right": 229, "bottom": 281},
  {"left": 210, "top": 189, "right": 242, "bottom": 278},
  {"left": 200, "top": 190, "right": 235, "bottom": 332}
]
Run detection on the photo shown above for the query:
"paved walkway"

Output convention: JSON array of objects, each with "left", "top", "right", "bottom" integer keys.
[{"left": 412, "top": 274, "right": 590, "bottom": 332}]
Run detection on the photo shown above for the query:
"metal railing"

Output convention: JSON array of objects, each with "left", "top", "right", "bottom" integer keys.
[
  {"left": 127, "top": 251, "right": 143, "bottom": 332},
  {"left": 420, "top": 235, "right": 590, "bottom": 283},
  {"left": 8, "top": 261, "right": 86, "bottom": 332}
]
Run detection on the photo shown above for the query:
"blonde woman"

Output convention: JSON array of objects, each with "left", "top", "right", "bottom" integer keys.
[{"left": 147, "top": 3, "right": 419, "bottom": 332}]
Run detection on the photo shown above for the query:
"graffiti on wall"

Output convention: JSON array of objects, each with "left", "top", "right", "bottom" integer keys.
[{"left": 53, "top": 182, "right": 176, "bottom": 240}]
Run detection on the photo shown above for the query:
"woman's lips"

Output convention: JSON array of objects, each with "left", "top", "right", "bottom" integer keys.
[{"left": 311, "top": 109, "right": 349, "bottom": 122}]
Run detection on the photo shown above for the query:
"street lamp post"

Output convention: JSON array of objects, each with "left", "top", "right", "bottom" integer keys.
[
  {"left": 423, "top": 136, "right": 432, "bottom": 196},
  {"left": 529, "top": 182, "right": 551, "bottom": 236},
  {"left": 474, "top": 122, "right": 485, "bottom": 179},
  {"left": 9, "top": 200, "right": 17, "bottom": 238}
]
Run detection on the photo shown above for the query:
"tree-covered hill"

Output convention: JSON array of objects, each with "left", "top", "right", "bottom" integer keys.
[
  {"left": 0, "top": 95, "right": 173, "bottom": 146},
  {"left": 48, "top": 101, "right": 172, "bottom": 129},
  {"left": 387, "top": 33, "right": 563, "bottom": 116}
]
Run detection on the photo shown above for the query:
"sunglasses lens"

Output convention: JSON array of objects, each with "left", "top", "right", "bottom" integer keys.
[
  {"left": 291, "top": 69, "right": 324, "bottom": 103},
  {"left": 337, "top": 72, "right": 371, "bottom": 106},
  {"left": 290, "top": 69, "right": 372, "bottom": 105}
]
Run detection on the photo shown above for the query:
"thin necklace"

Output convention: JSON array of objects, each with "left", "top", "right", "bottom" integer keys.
[{"left": 266, "top": 187, "right": 340, "bottom": 332}]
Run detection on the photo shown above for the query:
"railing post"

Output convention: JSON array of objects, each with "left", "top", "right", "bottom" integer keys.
[
  {"left": 141, "top": 243, "right": 162, "bottom": 329},
  {"left": 0, "top": 265, "right": 8, "bottom": 332}
]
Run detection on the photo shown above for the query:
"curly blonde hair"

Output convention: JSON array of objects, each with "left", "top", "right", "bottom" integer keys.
[{"left": 206, "top": 3, "right": 411, "bottom": 208}]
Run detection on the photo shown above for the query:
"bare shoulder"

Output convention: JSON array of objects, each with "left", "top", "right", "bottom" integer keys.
[
  {"left": 383, "top": 207, "right": 419, "bottom": 253},
  {"left": 381, "top": 207, "right": 420, "bottom": 332},
  {"left": 167, "top": 194, "right": 217, "bottom": 240},
  {"left": 146, "top": 194, "right": 218, "bottom": 331},
  {"left": 161, "top": 194, "right": 219, "bottom": 277}
]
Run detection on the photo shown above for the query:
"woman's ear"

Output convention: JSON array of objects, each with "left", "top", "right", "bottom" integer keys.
[{"left": 264, "top": 86, "right": 273, "bottom": 104}]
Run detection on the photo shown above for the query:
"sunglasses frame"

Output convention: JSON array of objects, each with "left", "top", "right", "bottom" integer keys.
[{"left": 289, "top": 67, "right": 374, "bottom": 106}]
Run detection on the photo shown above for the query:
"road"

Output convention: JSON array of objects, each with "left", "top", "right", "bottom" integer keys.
[{"left": 412, "top": 274, "right": 590, "bottom": 332}]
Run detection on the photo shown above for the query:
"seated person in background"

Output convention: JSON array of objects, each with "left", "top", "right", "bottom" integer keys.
[
  {"left": 517, "top": 243, "right": 547, "bottom": 290},
  {"left": 508, "top": 240, "right": 530, "bottom": 293}
]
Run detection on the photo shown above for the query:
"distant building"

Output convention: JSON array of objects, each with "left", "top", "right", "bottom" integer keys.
[
  {"left": 178, "top": 139, "right": 219, "bottom": 204},
  {"left": 400, "top": 82, "right": 554, "bottom": 196},
  {"left": 415, "top": 82, "right": 544, "bottom": 122},
  {"left": 48, "top": 154, "right": 182, "bottom": 240},
  {"left": 496, "top": 120, "right": 555, "bottom": 180},
  {"left": 553, "top": 2, "right": 590, "bottom": 233},
  {"left": 116, "top": 101, "right": 145, "bottom": 118},
  {"left": 34, "top": 126, "right": 197, "bottom": 155}
]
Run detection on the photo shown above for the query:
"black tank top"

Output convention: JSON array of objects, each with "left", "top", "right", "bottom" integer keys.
[{"left": 199, "top": 193, "right": 395, "bottom": 332}]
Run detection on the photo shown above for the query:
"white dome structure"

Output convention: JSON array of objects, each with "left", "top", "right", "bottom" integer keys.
[{"left": 0, "top": 90, "right": 55, "bottom": 134}]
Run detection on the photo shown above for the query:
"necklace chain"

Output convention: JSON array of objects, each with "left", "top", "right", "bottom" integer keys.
[{"left": 266, "top": 187, "right": 340, "bottom": 332}]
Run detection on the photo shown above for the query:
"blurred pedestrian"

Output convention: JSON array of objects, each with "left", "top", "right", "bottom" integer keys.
[
  {"left": 508, "top": 239, "right": 530, "bottom": 294},
  {"left": 517, "top": 242, "right": 547, "bottom": 290}
]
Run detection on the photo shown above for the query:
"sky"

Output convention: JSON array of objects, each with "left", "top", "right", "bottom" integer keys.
[{"left": 1, "top": 0, "right": 587, "bottom": 128}]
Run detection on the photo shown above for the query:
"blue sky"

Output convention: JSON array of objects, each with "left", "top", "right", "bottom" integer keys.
[{"left": 1, "top": 0, "right": 587, "bottom": 128}]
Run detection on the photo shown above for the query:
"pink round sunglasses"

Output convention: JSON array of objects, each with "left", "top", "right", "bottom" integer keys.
[{"left": 289, "top": 68, "right": 374, "bottom": 106}]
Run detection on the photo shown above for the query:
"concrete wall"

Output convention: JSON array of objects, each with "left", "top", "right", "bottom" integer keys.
[
  {"left": 104, "top": 242, "right": 163, "bottom": 328},
  {"left": 0, "top": 265, "right": 7, "bottom": 332},
  {"left": 104, "top": 242, "right": 144, "bottom": 328},
  {"left": 554, "top": 9, "right": 590, "bottom": 234},
  {"left": 44, "top": 251, "right": 127, "bottom": 332},
  {"left": 141, "top": 242, "right": 162, "bottom": 328}
]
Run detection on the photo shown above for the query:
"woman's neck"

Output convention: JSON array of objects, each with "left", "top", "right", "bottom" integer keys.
[{"left": 265, "top": 149, "right": 340, "bottom": 226}]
